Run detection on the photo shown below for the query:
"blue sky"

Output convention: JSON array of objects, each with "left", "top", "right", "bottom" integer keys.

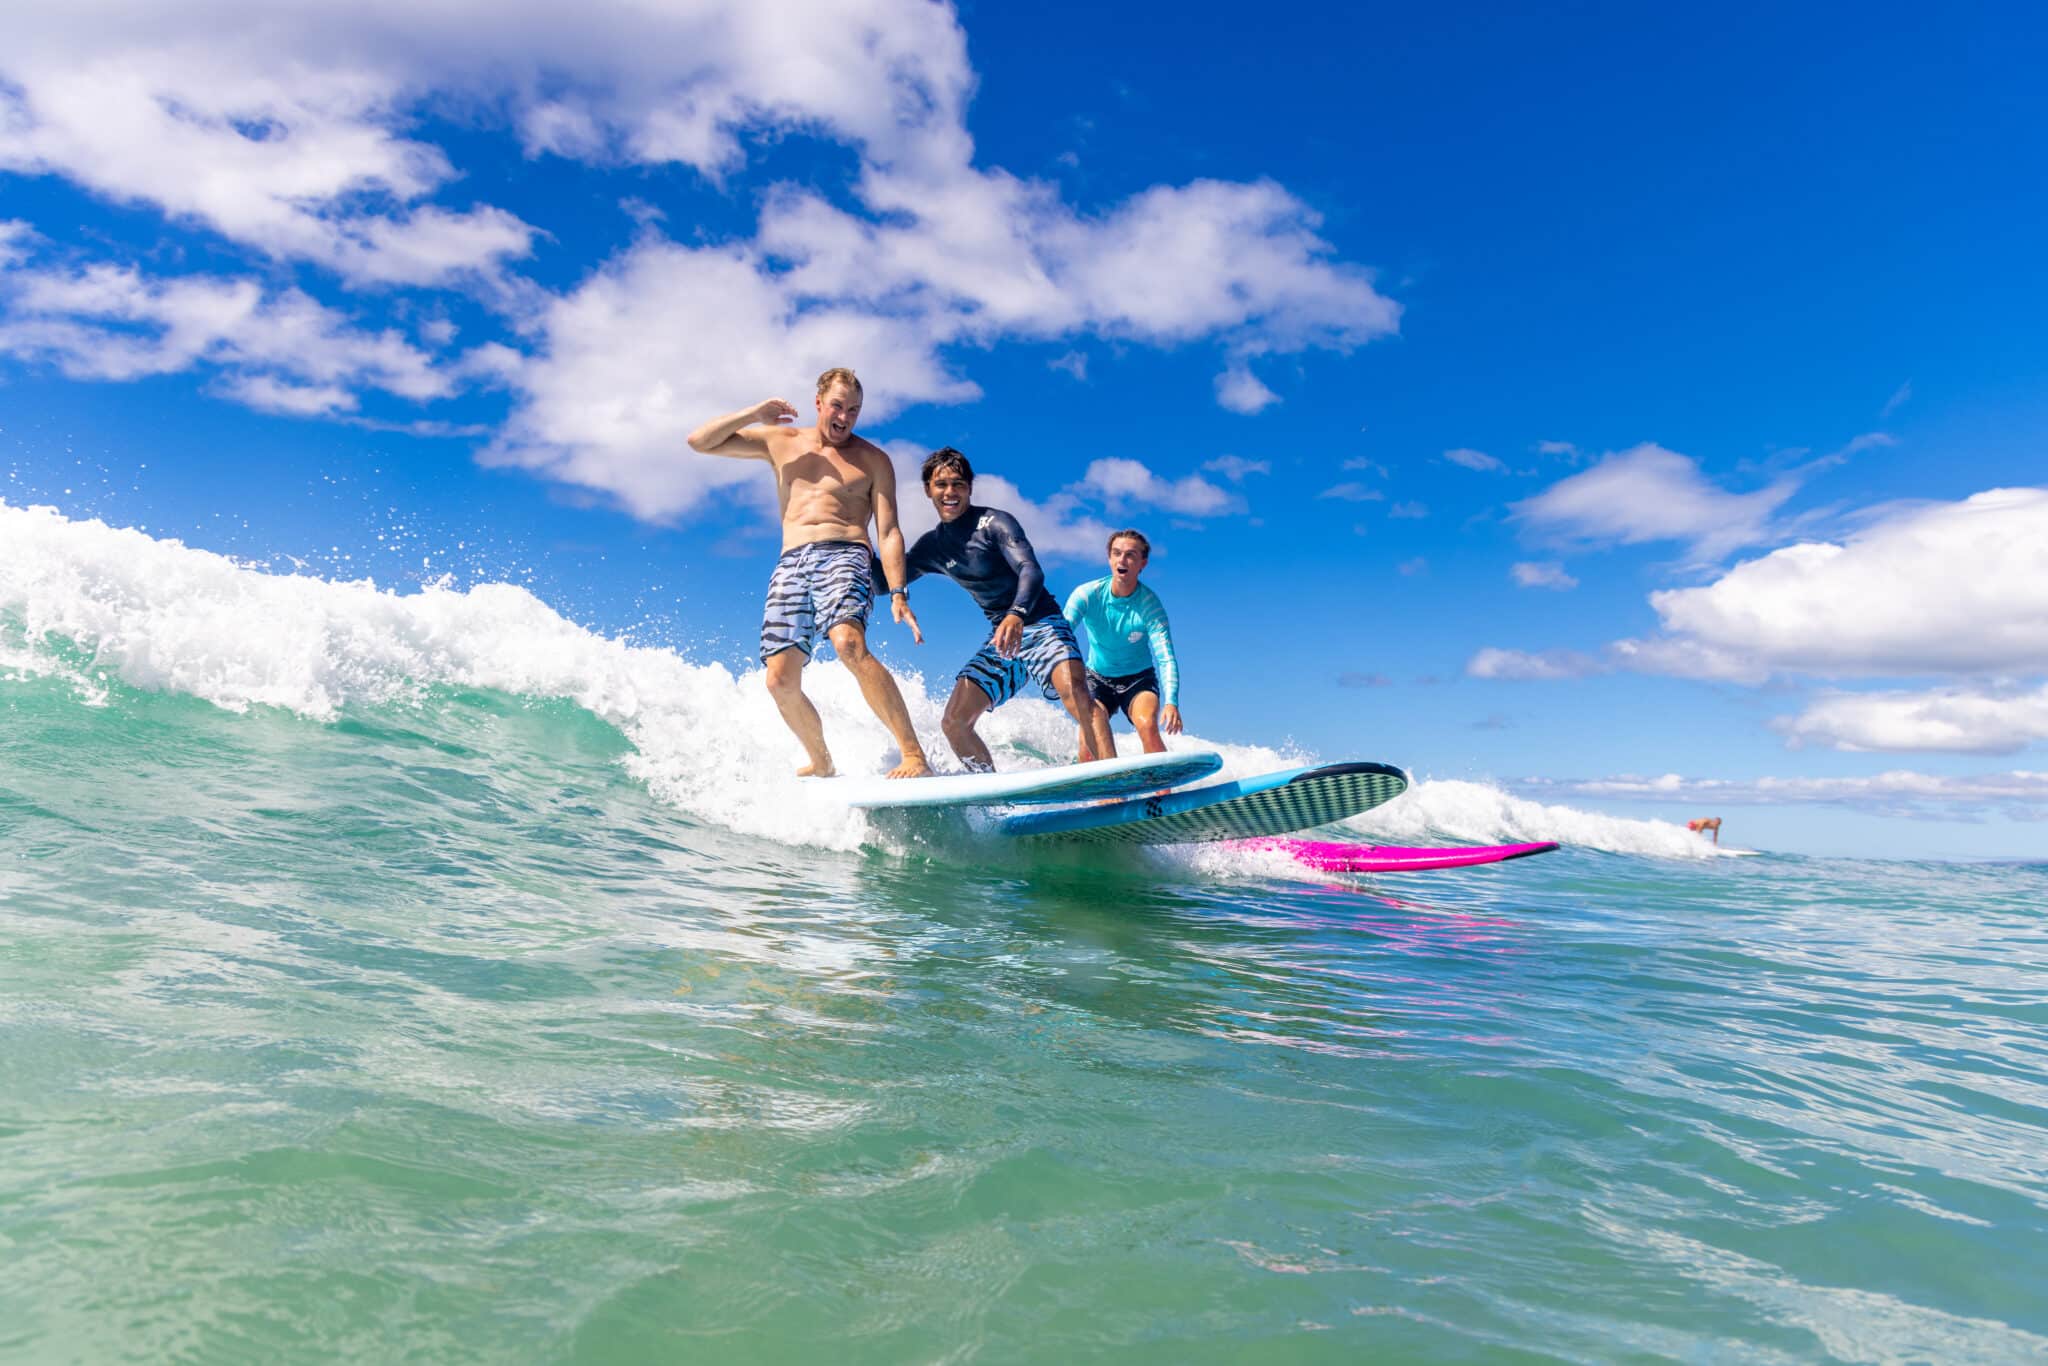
[{"left": 3, "top": 1, "right": 2045, "bottom": 857}]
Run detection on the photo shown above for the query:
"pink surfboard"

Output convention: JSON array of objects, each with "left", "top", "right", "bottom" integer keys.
[{"left": 1240, "top": 838, "right": 1561, "bottom": 873}]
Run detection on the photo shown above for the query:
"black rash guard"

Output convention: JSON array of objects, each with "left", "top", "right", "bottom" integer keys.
[{"left": 902, "top": 506, "right": 1063, "bottom": 626}]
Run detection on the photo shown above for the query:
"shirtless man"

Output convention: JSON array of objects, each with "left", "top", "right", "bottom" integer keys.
[
  {"left": 686, "top": 368, "right": 932, "bottom": 779},
  {"left": 902, "top": 447, "right": 1116, "bottom": 771},
  {"left": 1063, "top": 528, "right": 1183, "bottom": 756},
  {"left": 1687, "top": 817, "right": 1722, "bottom": 844}
]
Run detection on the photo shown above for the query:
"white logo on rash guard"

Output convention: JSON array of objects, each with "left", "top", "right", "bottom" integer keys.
[{"left": 1126, "top": 630, "right": 1143, "bottom": 643}]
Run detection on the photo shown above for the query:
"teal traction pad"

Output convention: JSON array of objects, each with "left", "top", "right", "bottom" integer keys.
[{"left": 999, "top": 761, "right": 1410, "bottom": 844}]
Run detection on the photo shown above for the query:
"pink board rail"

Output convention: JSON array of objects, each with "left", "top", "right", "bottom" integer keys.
[{"left": 1241, "top": 838, "right": 1561, "bottom": 873}]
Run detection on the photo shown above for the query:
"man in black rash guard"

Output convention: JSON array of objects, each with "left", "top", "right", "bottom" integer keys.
[{"left": 901, "top": 447, "right": 1118, "bottom": 771}]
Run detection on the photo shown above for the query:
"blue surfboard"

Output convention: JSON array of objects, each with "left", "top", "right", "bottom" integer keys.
[
  {"left": 828, "top": 748, "right": 1224, "bottom": 809},
  {"left": 996, "top": 761, "right": 1409, "bottom": 844}
]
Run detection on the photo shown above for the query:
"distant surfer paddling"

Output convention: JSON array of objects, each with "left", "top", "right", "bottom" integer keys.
[
  {"left": 904, "top": 448, "right": 1116, "bottom": 771},
  {"left": 1063, "top": 528, "right": 1182, "bottom": 757},
  {"left": 686, "top": 369, "right": 932, "bottom": 779}
]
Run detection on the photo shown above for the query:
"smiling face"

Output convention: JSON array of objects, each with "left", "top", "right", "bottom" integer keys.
[
  {"left": 815, "top": 382, "right": 861, "bottom": 446},
  {"left": 926, "top": 470, "right": 972, "bottom": 523},
  {"left": 1108, "top": 534, "right": 1148, "bottom": 588}
]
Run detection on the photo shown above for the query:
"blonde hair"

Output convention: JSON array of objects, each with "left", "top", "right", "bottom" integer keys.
[{"left": 816, "top": 367, "right": 863, "bottom": 399}]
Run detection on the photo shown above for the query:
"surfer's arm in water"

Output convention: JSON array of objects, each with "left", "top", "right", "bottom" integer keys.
[
  {"left": 685, "top": 398, "right": 794, "bottom": 459},
  {"left": 869, "top": 452, "right": 922, "bottom": 644}
]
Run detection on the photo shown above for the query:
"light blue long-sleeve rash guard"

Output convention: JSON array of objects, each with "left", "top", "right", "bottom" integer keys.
[{"left": 1062, "top": 577, "right": 1180, "bottom": 705}]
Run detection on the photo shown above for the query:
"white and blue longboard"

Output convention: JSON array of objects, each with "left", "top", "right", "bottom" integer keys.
[
  {"left": 829, "top": 749, "right": 1224, "bottom": 810},
  {"left": 996, "top": 761, "right": 1409, "bottom": 844}
]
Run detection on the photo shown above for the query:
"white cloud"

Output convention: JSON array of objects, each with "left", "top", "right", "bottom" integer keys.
[
  {"left": 1389, "top": 500, "right": 1427, "bottom": 519},
  {"left": 1215, "top": 364, "right": 1280, "bottom": 414},
  {"left": 1049, "top": 350, "right": 1087, "bottom": 381},
  {"left": 2, "top": 0, "right": 1403, "bottom": 516},
  {"left": 1775, "top": 683, "right": 2048, "bottom": 756},
  {"left": 1078, "top": 457, "right": 1241, "bottom": 517},
  {"left": 1511, "top": 561, "right": 1578, "bottom": 590},
  {"left": 483, "top": 239, "right": 981, "bottom": 521},
  {"left": 0, "top": 261, "right": 452, "bottom": 403},
  {"left": 1341, "top": 456, "right": 1387, "bottom": 475},
  {"left": 1467, "top": 647, "right": 1604, "bottom": 680},
  {"left": 217, "top": 374, "right": 358, "bottom": 416},
  {"left": 1512, "top": 443, "right": 1798, "bottom": 560},
  {"left": 0, "top": 220, "right": 33, "bottom": 268},
  {"left": 1317, "top": 482, "right": 1383, "bottom": 502},
  {"left": 1397, "top": 557, "right": 1427, "bottom": 577},
  {"left": 1530, "top": 769, "right": 2048, "bottom": 821},
  {"left": 1444, "top": 446, "right": 1505, "bottom": 473},
  {"left": 1536, "top": 439, "right": 1577, "bottom": 457},
  {"left": 1643, "top": 487, "right": 2048, "bottom": 677},
  {"left": 1202, "top": 455, "right": 1269, "bottom": 482},
  {"left": 1881, "top": 381, "right": 1912, "bottom": 418}
]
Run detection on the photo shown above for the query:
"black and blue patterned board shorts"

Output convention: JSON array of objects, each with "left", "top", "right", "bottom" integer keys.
[
  {"left": 957, "top": 615, "right": 1085, "bottom": 707},
  {"left": 760, "top": 540, "right": 875, "bottom": 661}
]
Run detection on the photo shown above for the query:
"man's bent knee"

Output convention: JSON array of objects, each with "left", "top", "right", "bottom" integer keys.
[
  {"left": 764, "top": 649, "right": 807, "bottom": 694},
  {"left": 828, "top": 623, "right": 872, "bottom": 666}
]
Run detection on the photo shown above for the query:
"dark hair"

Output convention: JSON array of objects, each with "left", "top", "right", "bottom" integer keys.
[
  {"left": 921, "top": 447, "right": 974, "bottom": 486},
  {"left": 1107, "top": 528, "right": 1151, "bottom": 559}
]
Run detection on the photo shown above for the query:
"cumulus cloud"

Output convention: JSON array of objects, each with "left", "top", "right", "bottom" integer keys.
[
  {"left": 1641, "top": 487, "right": 2048, "bottom": 677},
  {"left": 1078, "top": 457, "right": 1241, "bottom": 516},
  {"left": 1775, "top": 683, "right": 2048, "bottom": 756},
  {"left": 2, "top": 0, "right": 1402, "bottom": 501},
  {"left": 1528, "top": 769, "right": 2048, "bottom": 821},
  {"left": 1444, "top": 446, "right": 1505, "bottom": 473},
  {"left": 0, "top": 261, "right": 452, "bottom": 402},
  {"left": 0, "top": 220, "right": 33, "bottom": 268},
  {"left": 482, "top": 239, "right": 981, "bottom": 521},
  {"left": 1467, "top": 647, "right": 1604, "bottom": 680},
  {"left": 1511, "top": 561, "right": 1578, "bottom": 590},
  {"left": 1202, "top": 455, "right": 1269, "bottom": 482},
  {"left": 1215, "top": 364, "right": 1280, "bottom": 414},
  {"left": 1512, "top": 443, "right": 1799, "bottom": 560}
]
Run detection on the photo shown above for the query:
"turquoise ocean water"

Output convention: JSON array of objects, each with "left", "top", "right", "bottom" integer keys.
[{"left": 4, "top": 502, "right": 2046, "bottom": 1362}]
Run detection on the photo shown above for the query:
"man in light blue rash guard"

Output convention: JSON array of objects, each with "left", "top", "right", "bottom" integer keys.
[
  {"left": 901, "top": 447, "right": 1117, "bottom": 772},
  {"left": 1062, "top": 528, "right": 1182, "bottom": 755}
]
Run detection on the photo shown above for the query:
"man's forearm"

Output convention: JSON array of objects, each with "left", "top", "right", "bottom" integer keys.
[
  {"left": 686, "top": 407, "right": 756, "bottom": 452},
  {"left": 878, "top": 529, "right": 910, "bottom": 593}
]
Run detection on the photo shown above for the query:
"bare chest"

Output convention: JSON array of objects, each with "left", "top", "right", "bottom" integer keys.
[{"left": 776, "top": 446, "right": 873, "bottom": 505}]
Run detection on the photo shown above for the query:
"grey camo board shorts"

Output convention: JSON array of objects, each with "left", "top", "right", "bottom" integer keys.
[
  {"left": 957, "top": 615, "right": 1084, "bottom": 707},
  {"left": 760, "top": 540, "right": 876, "bottom": 661}
]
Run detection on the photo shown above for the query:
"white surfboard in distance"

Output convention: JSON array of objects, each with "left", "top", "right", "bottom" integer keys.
[{"left": 826, "top": 749, "right": 1224, "bottom": 810}]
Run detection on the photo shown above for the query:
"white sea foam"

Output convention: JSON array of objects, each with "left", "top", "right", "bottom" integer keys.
[{"left": 1, "top": 500, "right": 1717, "bottom": 860}]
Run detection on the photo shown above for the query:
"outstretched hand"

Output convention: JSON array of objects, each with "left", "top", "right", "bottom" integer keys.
[
  {"left": 1161, "top": 704, "right": 1183, "bottom": 735},
  {"left": 753, "top": 397, "right": 798, "bottom": 426},
  {"left": 892, "top": 595, "right": 923, "bottom": 645}
]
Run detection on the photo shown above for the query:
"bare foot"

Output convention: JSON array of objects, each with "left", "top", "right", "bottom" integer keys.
[
  {"left": 886, "top": 753, "right": 933, "bottom": 779},
  {"left": 796, "top": 758, "right": 836, "bottom": 778}
]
